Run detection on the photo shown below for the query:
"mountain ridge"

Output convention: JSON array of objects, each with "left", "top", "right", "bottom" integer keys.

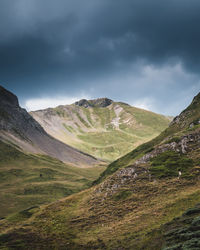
[
  {"left": 74, "top": 97, "right": 114, "bottom": 108},
  {"left": 31, "top": 98, "right": 170, "bottom": 161}
]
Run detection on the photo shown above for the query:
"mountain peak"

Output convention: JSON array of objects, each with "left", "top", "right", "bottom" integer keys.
[
  {"left": 189, "top": 92, "right": 200, "bottom": 108},
  {"left": 75, "top": 98, "right": 113, "bottom": 108},
  {"left": 0, "top": 85, "right": 19, "bottom": 107},
  {"left": 170, "top": 92, "right": 200, "bottom": 128}
]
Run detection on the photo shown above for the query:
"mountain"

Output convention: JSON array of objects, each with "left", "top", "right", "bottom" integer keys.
[
  {"left": 30, "top": 98, "right": 170, "bottom": 161},
  {"left": 0, "top": 86, "right": 100, "bottom": 167},
  {"left": 1, "top": 93, "right": 199, "bottom": 249}
]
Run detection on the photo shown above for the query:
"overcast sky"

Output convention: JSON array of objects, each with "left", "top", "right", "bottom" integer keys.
[{"left": 0, "top": 0, "right": 200, "bottom": 115}]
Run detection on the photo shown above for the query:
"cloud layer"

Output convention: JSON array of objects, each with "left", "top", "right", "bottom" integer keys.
[{"left": 0, "top": 0, "right": 200, "bottom": 115}]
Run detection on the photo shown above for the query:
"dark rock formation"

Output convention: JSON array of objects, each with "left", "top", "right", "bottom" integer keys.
[
  {"left": 0, "top": 86, "right": 19, "bottom": 107},
  {"left": 75, "top": 98, "right": 113, "bottom": 108}
]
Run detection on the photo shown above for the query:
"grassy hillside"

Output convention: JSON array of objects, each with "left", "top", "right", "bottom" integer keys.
[
  {"left": 0, "top": 140, "right": 105, "bottom": 218},
  {"left": 0, "top": 93, "right": 199, "bottom": 249},
  {"left": 31, "top": 99, "right": 170, "bottom": 162},
  {"left": 0, "top": 149, "right": 200, "bottom": 249},
  {"left": 95, "top": 93, "right": 200, "bottom": 183}
]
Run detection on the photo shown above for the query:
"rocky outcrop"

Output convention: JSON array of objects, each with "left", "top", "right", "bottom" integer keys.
[
  {"left": 170, "top": 92, "right": 200, "bottom": 128},
  {"left": 95, "top": 129, "right": 200, "bottom": 197},
  {"left": 75, "top": 98, "right": 113, "bottom": 108}
]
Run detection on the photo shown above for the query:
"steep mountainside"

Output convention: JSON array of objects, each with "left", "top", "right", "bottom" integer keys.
[
  {"left": 96, "top": 92, "right": 200, "bottom": 183},
  {"left": 0, "top": 93, "right": 199, "bottom": 249},
  {"left": 0, "top": 86, "right": 100, "bottom": 167},
  {"left": 31, "top": 98, "right": 170, "bottom": 161}
]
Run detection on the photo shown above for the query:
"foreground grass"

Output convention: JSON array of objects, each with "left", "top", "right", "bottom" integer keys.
[
  {"left": 0, "top": 141, "right": 105, "bottom": 218},
  {"left": 1, "top": 173, "right": 200, "bottom": 249}
]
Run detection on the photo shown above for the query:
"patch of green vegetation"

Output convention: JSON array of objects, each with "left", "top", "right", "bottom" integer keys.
[
  {"left": 82, "top": 108, "right": 93, "bottom": 126},
  {"left": 75, "top": 112, "right": 90, "bottom": 128},
  {"left": 150, "top": 151, "right": 194, "bottom": 178},
  {"left": 23, "top": 183, "right": 74, "bottom": 196},
  {"left": 113, "top": 190, "right": 132, "bottom": 201},
  {"left": 63, "top": 123, "right": 75, "bottom": 133},
  {"left": 92, "top": 106, "right": 115, "bottom": 127},
  {"left": 165, "top": 136, "right": 181, "bottom": 144},
  {"left": 0, "top": 141, "right": 28, "bottom": 162},
  {"left": 76, "top": 130, "right": 141, "bottom": 161},
  {"left": 187, "top": 124, "right": 200, "bottom": 132},
  {"left": 161, "top": 204, "right": 200, "bottom": 249},
  {"left": 121, "top": 104, "right": 170, "bottom": 132},
  {"left": 54, "top": 107, "right": 66, "bottom": 117},
  {"left": 7, "top": 206, "right": 39, "bottom": 223}
]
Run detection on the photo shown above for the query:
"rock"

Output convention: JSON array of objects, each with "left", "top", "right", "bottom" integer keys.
[
  {"left": 75, "top": 98, "right": 113, "bottom": 108},
  {"left": 74, "top": 99, "right": 91, "bottom": 108},
  {"left": 0, "top": 85, "right": 19, "bottom": 107}
]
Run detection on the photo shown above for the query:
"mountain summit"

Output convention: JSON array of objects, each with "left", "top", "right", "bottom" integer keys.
[
  {"left": 75, "top": 98, "right": 113, "bottom": 108},
  {"left": 170, "top": 92, "right": 200, "bottom": 129}
]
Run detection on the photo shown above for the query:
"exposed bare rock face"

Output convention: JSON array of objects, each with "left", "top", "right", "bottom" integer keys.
[
  {"left": 75, "top": 98, "right": 113, "bottom": 108},
  {"left": 0, "top": 86, "right": 99, "bottom": 167}
]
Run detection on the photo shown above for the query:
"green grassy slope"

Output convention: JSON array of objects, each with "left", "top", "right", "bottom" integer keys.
[
  {"left": 0, "top": 140, "right": 105, "bottom": 218},
  {"left": 31, "top": 100, "right": 170, "bottom": 162},
  {"left": 96, "top": 93, "right": 200, "bottom": 183},
  {"left": 0, "top": 151, "right": 200, "bottom": 249}
]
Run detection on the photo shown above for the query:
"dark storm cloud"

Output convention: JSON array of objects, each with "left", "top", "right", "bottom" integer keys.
[{"left": 0, "top": 0, "right": 200, "bottom": 114}]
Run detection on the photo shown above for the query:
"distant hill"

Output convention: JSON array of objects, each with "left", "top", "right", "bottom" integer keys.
[
  {"left": 1, "top": 93, "right": 199, "bottom": 249},
  {"left": 31, "top": 98, "right": 171, "bottom": 161},
  {"left": 0, "top": 86, "right": 100, "bottom": 168}
]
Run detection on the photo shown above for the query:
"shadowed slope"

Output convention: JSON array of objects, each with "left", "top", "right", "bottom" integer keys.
[{"left": 0, "top": 86, "right": 100, "bottom": 167}]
